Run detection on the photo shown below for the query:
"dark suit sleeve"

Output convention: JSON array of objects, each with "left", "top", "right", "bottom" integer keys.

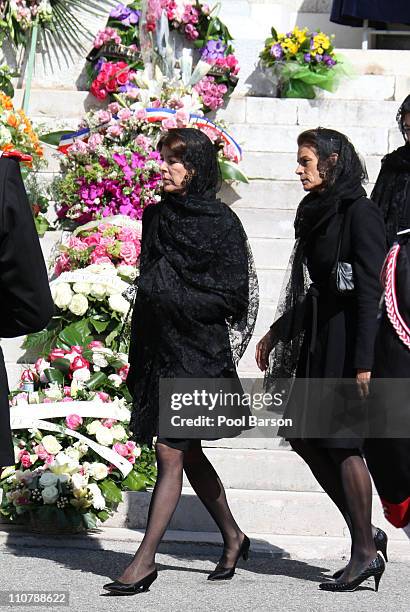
[
  {"left": 351, "top": 198, "right": 387, "bottom": 370},
  {"left": 0, "top": 158, "right": 54, "bottom": 337}
]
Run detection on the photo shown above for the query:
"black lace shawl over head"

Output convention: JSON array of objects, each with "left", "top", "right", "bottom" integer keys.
[
  {"left": 264, "top": 127, "right": 367, "bottom": 389},
  {"left": 371, "top": 95, "right": 410, "bottom": 246},
  {"left": 127, "top": 128, "right": 259, "bottom": 444}
]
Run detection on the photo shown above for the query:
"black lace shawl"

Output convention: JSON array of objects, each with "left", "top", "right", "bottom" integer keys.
[
  {"left": 126, "top": 192, "right": 259, "bottom": 445},
  {"left": 264, "top": 128, "right": 367, "bottom": 389}
]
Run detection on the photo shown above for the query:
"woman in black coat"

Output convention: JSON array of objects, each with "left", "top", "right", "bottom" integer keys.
[
  {"left": 331, "top": 0, "right": 410, "bottom": 26},
  {"left": 256, "top": 128, "right": 387, "bottom": 592},
  {"left": 371, "top": 95, "right": 410, "bottom": 248},
  {"left": 0, "top": 154, "right": 54, "bottom": 467},
  {"left": 104, "top": 129, "right": 258, "bottom": 596}
]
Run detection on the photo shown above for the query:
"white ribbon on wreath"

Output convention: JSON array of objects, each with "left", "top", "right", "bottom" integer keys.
[{"left": 10, "top": 401, "right": 133, "bottom": 477}]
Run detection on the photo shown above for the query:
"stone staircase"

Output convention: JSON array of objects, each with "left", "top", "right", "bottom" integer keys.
[{"left": 3, "top": 51, "right": 410, "bottom": 559}]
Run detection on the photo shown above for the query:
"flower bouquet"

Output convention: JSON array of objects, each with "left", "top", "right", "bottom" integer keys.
[
  {"left": 0, "top": 92, "right": 43, "bottom": 165},
  {"left": 23, "top": 262, "right": 132, "bottom": 357},
  {"left": 259, "top": 26, "right": 349, "bottom": 99},
  {"left": 1, "top": 350, "right": 156, "bottom": 532}
]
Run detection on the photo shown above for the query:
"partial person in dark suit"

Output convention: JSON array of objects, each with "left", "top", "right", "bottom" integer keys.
[
  {"left": 0, "top": 154, "right": 54, "bottom": 467},
  {"left": 256, "top": 128, "right": 387, "bottom": 593},
  {"left": 331, "top": 0, "right": 410, "bottom": 27}
]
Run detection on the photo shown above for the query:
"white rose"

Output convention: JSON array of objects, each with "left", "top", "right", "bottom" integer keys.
[
  {"left": 108, "top": 294, "right": 129, "bottom": 315},
  {"left": 71, "top": 473, "right": 89, "bottom": 491},
  {"left": 73, "top": 282, "right": 91, "bottom": 294},
  {"left": 111, "top": 425, "right": 127, "bottom": 442},
  {"left": 65, "top": 447, "right": 81, "bottom": 462},
  {"left": 92, "top": 352, "right": 108, "bottom": 368},
  {"left": 50, "top": 452, "right": 79, "bottom": 475},
  {"left": 116, "top": 352, "right": 129, "bottom": 366},
  {"left": 108, "top": 374, "right": 122, "bottom": 388},
  {"left": 73, "top": 441, "right": 88, "bottom": 456},
  {"left": 95, "top": 427, "right": 114, "bottom": 446},
  {"left": 86, "top": 420, "right": 102, "bottom": 436},
  {"left": 44, "top": 384, "right": 63, "bottom": 401},
  {"left": 90, "top": 284, "right": 106, "bottom": 299},
  {"left": 42, "top": 435, "right": 62, "bottom": 455},
  {"left": 117, "top": 264, "right": 137, "bottom": 282},
  {"left": 89, "top": 462, "right": 109, "bottom": 481},
  {"left": 72, "top": 367, "right": 91, "bottom": 382},
  {"left": 39, "top": 472, "right": 58, "bottom": 488},
  {"left": 68, "top": 294, "right": 89, "bottom": 316},
  {"left": 52, "top": 283, "right": 73, "bottom": 309},
  {"left": 87, "top": 483, "right": 106, "bottom": 510},
  {"left": 42, "top": 485, "right": 59, "bottom": 504}
]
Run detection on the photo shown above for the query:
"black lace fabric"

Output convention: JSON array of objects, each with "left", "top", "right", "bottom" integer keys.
[{"left": 126, "top": 128, "right": 259, "bottom": 445}]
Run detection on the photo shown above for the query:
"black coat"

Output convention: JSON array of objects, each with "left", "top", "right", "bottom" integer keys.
[
  {"left": 331, "top": 0, "right": 410, "bottom": 26},
  {"left": 283, "top": 197, "right": 387, "bottom": 446},
  {"left": 0, "top": 157, "right": 54, "bottom": 466}
]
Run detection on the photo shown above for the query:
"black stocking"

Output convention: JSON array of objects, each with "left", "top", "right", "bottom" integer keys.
[
  {"left": 289, "top": 439, "right": 354, "bottom": 536},
  {"left": 183, "top": 441, "right": 244, "bottom": 567},
  {"left": 329, "top": 449, "right": 377, "bottom": 581},
  {"left": 117, "top": 442, "right": 184, "bottom": 584}
]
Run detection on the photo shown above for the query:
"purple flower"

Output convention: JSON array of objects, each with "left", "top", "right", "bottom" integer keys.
[
  {"left": 269, "top": 43, "right": 283, "bottom": 60},
  {"left": 201, "top": 39, "right": 226, "bottom": 62},
  {"left": 304, "top": 53, "right": 312, "bottom": 63},
  {"left": 315, "top": 54, "right": 323, "bottom": 63},
  {"left": 323, "top": 54, "right": 336, "bottom": 67},
  {"left": 110, "top": 3, "right": 140, "bottom": 27}
]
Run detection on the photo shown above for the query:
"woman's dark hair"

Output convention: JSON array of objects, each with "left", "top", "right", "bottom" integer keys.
[
  {"left": 157, "top": 127, "right": 222, "bottom": 196},
  {"left": 297, "top": 127, "right": 367, "bottom": 189},
  {"left": 396, "top": 94, "right": 410, "bottom": 140}
]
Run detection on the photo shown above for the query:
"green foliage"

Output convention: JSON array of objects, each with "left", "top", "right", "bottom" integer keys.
[{"left": 99, "top": 480, "right": 123, "bottom": 504}]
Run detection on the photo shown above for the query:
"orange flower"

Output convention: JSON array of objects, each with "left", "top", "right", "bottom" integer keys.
[{"left": 7, "top": 114, "right": 19, "bottom": 128}]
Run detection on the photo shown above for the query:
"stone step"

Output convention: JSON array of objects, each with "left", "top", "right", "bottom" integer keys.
[
  {"left": 2, "top": 524, "right": 410, "bottom": 561},
  {"left": 13, "top": 89, "right": 103, "bottom": 118},
  {"left": 108, "top": 487, "right": 410, "bottom": 541}
]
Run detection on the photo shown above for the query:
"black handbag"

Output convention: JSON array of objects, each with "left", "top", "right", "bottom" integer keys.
[{"left": 330, "top": 211, "right": 355, "bottom": 295}]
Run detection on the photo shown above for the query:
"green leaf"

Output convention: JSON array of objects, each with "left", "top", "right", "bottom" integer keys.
[
  {"left": 99, "top": 480, "right": 123, "bottom": 504},
  {"left": 58, "top": 319, "right": 92, "bottom": 348},
  {"left": 89, "top": 318, "right": 110, "bottom": 334},
  {"left": 39, "top": 130, "right": 74, "bottom": 146},
  {"left": 82, "top": 512, "right": 97, "bottom": 529},
  {"left": 271, "top": 27, "right": 278, "bottom": 40},
  {"left": 50, "top": 357, "right": 71, "bottom": 373},
  {"left": 44, "top": 368, "right": 65, "bottom": 385},
  {"left": 85, "top": 371, "right": 108, "bottom": 391},
  {"left": 121, "top": 470, "right": 147, "bottom": 492},
  {"left": 219, "top": 160, "right": 249, "bottom": 184},
  {"left": 23, "top": 328, "right": 54, "bottom": 350},
  {"left": 97, "top": 510, "right": 110, "bottom": 522},
  {"left": 34, "top": 214, "right": 50, "bottom": 237}
]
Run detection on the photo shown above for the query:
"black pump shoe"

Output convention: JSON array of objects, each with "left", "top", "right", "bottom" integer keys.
[
  {"left": 332, "top": 528, "right": 388, "bottom": 580},
  {"left": 320, "top": 554, "right": 385, "bottom": 593},
  {"left": 103, "top": 569, "right": 158, "bottom": 596},
  {"left": 207, "top": 535, "right": 250, "bottom": 581}
]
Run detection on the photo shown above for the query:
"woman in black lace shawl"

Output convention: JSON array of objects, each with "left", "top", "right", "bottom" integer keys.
[
  {"left": 104, "top": 128, "right": 258, "bottom": 594},
  {"left": 256, "top": 128, "right": 387, "bottom": 591},
  {"left": 371, "top": 95, "right": 410, "bottom": 248}
]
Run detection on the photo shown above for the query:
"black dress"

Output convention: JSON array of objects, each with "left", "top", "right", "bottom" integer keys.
[
  {"left": 0, "top": 157, "right": 54, "bottom": 466},
  {"left": 127, "top": 195, "right": 257, "bottom": 448},
  {"left": 331, "top": 0, "right": 410, "bottom": 26},
  {"left": 281, "top": 196, "right": 386, "bottom": 447}
]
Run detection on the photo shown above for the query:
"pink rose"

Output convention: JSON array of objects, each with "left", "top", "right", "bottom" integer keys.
[
  {"left": 49, "top": 348, "right": 67, "bottom": 362},
  {"left": 175, "top": 109, "right": 190, "bottom": 127},
  {"left": 96, "top": 110, "right": 112, "bottom": 124},
  {"left": 97, "top": 392, "right": 110, "bottom": 403},
  {"left": 68, "top": 236, "right": 88, "bottom": 251},
  {"left": 55, "top": 252, "right": 71, "bottom": 276},
  {"left": 108, "top": 102, "right": 121, "bottom": 114},
  {"left": 119, "top": 242, "right": 137, "bottom": 266},
  {"left": 34, "top": 444, "right": 51, "bottom": 462},
  {"left": 126, "top": 441, "right": 136, "bottom": 452},
  {"left": 162, "top": 117, "right": 178, "bottom": 130},
  {"left": 135, "top": 109, "right": 147, "bottom": 120},
  {"left": 70, "top": 356, "right": 90, "bottom": 372},
  {"left": 118, "top": 108, "right": 132, "bottom": 121},
  {"left": 113, "top": 442, "right": 128, "bottom": 457},
  {"left": 128, "top": 455, "right": 136, "bottom": 464},
  {"left": 107, "top": 124, "right": 123, "bottom": 138},
  {"left": 88, "top": 340, "right": 104, "bottom": 349},
  {"left": 65, "top": 414, "right": 83, "bottom": 429},
  {"left": 119, "top": 226, "right": 142, "bottom": 242},
  {"left": 102, "top": 418, "right": 117, "bottom": 428},
  {"left": 83, "top": 233, "right": 101, "bottom": 247},
  {"left": 117, "top": 365, "right": 129, "bottom": 381},
  {"left": 19, "top": 451, "right": 32, "bottom": 469}
]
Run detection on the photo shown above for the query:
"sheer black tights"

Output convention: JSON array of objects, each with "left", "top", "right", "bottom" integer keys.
[
  {"left": 117, "top": 441, "right": 243, "bottom": 583},
  {"left": 290, "top": 440, "right": 377, "bottom": 581}
]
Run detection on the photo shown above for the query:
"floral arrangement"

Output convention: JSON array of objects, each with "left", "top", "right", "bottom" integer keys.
[
  {"left": 0, "top": 92, "right": 43, "bottom": 164},
  {"left": 54, "top": 218, "right": 142, "bottom": 277},
  {"left": 53, "top": 109, "right": 162, "bottom": 226},
  {"left": 260, "top": 26, "right": 348, "bottom": 99},
  {"left": 0, "top": 0, "right": 53, "bottom": 45},
  {"left": 88, "top": 1, "right": 239, "bottom": 112},
  {"left": 23, "top": 262, "right": 132, "bottom": 358},
  {"left": 1, "top": 351, "right": 155, "bottom": 530}
]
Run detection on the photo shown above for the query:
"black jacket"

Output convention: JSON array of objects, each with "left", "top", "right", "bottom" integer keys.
[{"left": 0, "top": 157, "right": 54, "bottom": 466}]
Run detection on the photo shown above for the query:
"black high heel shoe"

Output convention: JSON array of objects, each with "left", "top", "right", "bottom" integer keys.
[
  {"left": 207, "top": 535, "right": 250, "bottom": 581},
  {"left": 320, "top": 554, "right": 385, "bottom": 592},
  {"left": 103, "top": 569, "right": 158, "bottom": 596},
  {"left": 332, "top": 527, "right": 388, "bottom": 580}
]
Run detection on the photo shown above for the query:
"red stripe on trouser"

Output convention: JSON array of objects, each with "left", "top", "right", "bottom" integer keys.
[{"left": 381, "top": 497, "right": 410, "bottom": 528}]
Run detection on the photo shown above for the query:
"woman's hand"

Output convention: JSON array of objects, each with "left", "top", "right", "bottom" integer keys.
[
  {"left": 356, "top": 369, "right": 371, "bottom": 400},
  {"left": 256, "top": 330, "right": 274, "bottom": 372}
]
